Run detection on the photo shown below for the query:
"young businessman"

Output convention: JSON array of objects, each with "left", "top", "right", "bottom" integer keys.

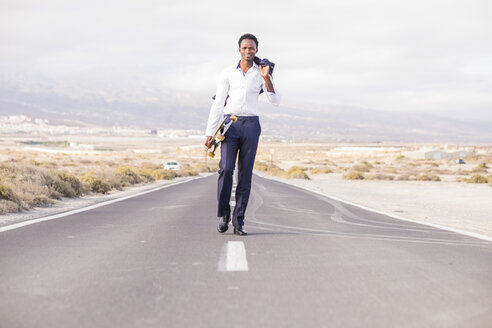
[{"left": 204, "top": 33, "right": 280, "bottom": 235}]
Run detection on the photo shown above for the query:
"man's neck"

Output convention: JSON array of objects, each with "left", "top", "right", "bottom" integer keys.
[{"left": 239, "top": 59, "right": 254, "bottom": 74}]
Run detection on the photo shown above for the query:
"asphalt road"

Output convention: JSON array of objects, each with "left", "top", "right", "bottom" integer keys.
[{"left": 1, "top": 174, "right": 492, "bottom": 328}]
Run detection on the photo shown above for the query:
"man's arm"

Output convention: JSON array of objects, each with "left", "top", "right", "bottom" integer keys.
[
  {"left": 260, "top": 65, "right": 280, "bottom": 106},
  {"left": 205, "top": 69, "right": 230, "bottom": 147}
]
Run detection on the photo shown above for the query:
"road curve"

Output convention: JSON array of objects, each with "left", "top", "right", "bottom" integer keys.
[{"left": 1, "top": 174, "right": 491, "bottom": 328}]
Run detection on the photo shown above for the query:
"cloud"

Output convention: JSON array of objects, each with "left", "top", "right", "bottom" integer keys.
[{"left": 1, "top": 0, "right": 492, "bottom": 121}]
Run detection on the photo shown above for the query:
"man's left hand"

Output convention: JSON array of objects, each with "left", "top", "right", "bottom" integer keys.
[{"left": 259, "top": 65, "right": 270, "bottom": 78}]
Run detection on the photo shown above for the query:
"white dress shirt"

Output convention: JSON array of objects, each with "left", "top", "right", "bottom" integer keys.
[{"left": 205, "top": 61, "right": 280, "bottom": 136}]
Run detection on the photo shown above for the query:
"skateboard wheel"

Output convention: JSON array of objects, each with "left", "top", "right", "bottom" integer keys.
[
  {"left": 217, "top": 135, "right": 225, "bottom": 141},
  {"left": 208, "top": 152, "right": 215, "bottom": 158},
  {"left": 230, "top": 115, "right": 238, "bottom": 122}
]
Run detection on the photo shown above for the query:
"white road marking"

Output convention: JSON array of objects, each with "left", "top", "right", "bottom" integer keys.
[
  {"left": 258, "top": 175, "right": 492, "bottom": 243},
  {"left": 0, "top": 176, "right": 203, "bottom": 233},
  {"left": 217, "top": 241, "right": 249, "bottom": 272}
]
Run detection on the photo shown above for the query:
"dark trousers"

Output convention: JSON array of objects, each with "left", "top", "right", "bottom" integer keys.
[{"left": 217, "top": 115, "right": 261, "bottom": 227}]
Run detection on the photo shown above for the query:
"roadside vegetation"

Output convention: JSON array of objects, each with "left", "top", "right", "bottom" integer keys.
[
  {"left": 253, "top": 143, "right": 491, "bottom": 186},
  {"left": 0, "top": 157, "right": 218, "bottom": 215}
]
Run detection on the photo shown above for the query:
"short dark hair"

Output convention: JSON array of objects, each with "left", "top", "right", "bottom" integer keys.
[{"left": 238, "top": 33, "right": 258, "bottom": 48}]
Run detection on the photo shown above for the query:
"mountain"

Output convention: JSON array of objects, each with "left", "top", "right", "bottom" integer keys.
[{"left": 1, "top": 78, "right": 491, "bottom": 143}]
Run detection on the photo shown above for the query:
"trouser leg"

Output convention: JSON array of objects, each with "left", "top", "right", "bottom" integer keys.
[
  {"left": 232, "top": 117, "right": 261, "bottom": 227},
  {"left": 217, "top": 124, "right": 239, "bottom": 217}
]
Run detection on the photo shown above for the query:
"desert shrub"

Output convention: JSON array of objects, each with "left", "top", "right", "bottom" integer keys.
[
  {"left": 134, "top": 168, "right": 155, "bottom": 183},
  {"left": 395, "top": 155, "right": 405, "bottom": 161},
  {"left": 384, "top": 167, "right": 398, "bottom": 174},
  {"left": 55, "top": 172, "right": 85, "bottom": 197},
  {"left": 362, "top": 161, "right": 374, "bottom": 169},
  {"left": 472, "top": 163, "right": 488, "bottom": 173},
  {"left": 343, "top": 171, "right": 365, "bottom": 180},
  {"left": 0, "top": 184, "right": 19, "bottom": 203},
  {"left": 466, "top": 174, "right": 488, "bottom": 184},
  {"left": 288, "top": 166, "right": 308, "bottom": 172},
  {"left": 397, "top": 175, "right": 410, "bottom": 181},
  {"left": 366, "top": 174, "right": 394, "bottom": 180},
  {"left": 151, "top": 168, "right": 178, "bottom": 180},
  {"left": 414, "top": 174, "right": 441, "bottom": 181},
  {"left": 115, "top": 166, "right": 143, "bottom": 184},
  {"left": 81, "top": 172, "right": 111, "bottom": 194},
  {"left": 268, "top": 167, "right": 288, "bottom": 178},
  {"left": 254, "top": 162, "right": 269, "bottom": 171},
  {"left": 0, "top": 199, "right": 20, "bottom": 214},
  {"left": 287, "top": 166, "right": 310, "bottom": 179},
  {"left": 177, "top": 169, "right": 199, "bottom": 177},
  {"left": 309, "top": 167, "right": 333, "bottom": 175},
  {"left": 351, "top": 164, "right": 370, "bottom": 172},
  {"left": 195, "top": 163, "right": 219, "bottom": 173}
]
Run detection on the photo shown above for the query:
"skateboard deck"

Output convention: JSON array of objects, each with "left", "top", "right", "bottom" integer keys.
[{"left": 206, "top": 115, "right": 238, "bottom": 158}]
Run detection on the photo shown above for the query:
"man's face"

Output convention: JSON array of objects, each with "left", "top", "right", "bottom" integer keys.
[{"left": 239, "top": 39, "right": 257, "bottom": 62}]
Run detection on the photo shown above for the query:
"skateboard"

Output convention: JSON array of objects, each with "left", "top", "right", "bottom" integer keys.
[{"left": 206, "top": 115, "right": 238, "bottom": 158}]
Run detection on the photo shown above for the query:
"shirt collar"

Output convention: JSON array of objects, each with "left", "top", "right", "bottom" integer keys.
[{"left": 236, "top": 61, "right": 259, "bottom": 70}]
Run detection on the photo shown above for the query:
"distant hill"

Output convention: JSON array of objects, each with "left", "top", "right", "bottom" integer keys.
[{"left": 1, "top": 80, "right": 491, "bottom": 143}]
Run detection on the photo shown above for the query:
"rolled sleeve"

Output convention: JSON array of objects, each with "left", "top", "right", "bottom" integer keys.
[{"left": 264, "top": 75, "right": 280, "bottom": 106}]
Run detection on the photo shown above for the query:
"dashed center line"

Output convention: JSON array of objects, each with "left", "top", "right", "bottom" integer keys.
[{"left": 218, "top": 241, "right": 249, "bottom": 272}]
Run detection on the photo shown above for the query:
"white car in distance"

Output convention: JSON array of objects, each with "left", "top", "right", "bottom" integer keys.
[{"left": 163, "top": 161, "right": 180, "bottom": 171}]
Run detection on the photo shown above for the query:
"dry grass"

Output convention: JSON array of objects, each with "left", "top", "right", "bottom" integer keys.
[
  {"left": 0, "top": 143, "right": 219, "bottom": 215},
  {"left": 2, "top": 138, "right": 491, "bottom": 214},
  {"left": 343, "top": 171, "right": 365, "bottom": 180}
]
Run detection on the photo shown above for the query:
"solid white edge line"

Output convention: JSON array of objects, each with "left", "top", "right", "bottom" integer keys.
[
  {"left": 256, "top": 174, "right": 492, "bottom": 243},
  {"left": 0, "top": 175, "right": 205, "bottom": 233}
]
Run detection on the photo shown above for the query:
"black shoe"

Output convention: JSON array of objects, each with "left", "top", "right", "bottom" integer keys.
[
  {"left": 217, "top": 214, "right": 230, "bottom": 233},
  {"left": 233, "top": 225, "right": 247, "bottom": 236}
]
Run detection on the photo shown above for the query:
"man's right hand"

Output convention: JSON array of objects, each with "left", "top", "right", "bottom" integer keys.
[{"left": 205, "top": 136, "right": 213, "bottom": 148}]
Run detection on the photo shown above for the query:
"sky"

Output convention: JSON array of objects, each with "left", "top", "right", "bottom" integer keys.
[{"left": 1, "top": 0, "right": 492, "bottom": 121}]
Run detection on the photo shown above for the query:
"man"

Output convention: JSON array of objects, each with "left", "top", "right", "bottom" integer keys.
[{"left": 205, "top": 33, "right": 280, "bottom": 236}]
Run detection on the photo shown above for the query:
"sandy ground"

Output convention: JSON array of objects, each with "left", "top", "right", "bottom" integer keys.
[
  {"left": 256, "top": 172, "right": 492, "bottom": 239},
  {"left": 0, "top": 175, "right": 208, "bottom": 228}
]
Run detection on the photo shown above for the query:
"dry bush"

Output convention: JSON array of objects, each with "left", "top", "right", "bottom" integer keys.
[
  {"left": 465, "top": 174, "right": 488, "bottom": 184},
  {"left": 177, "top": 169, "right": 199, "bottom": 177},
  {"left": 383, "top": 167, "right": 398, "bottom": 174},
  {"left": 80, "top": 172, "right": 111, "bottom": 194},
  {"left": 268, "top": 167, "right": 288, "bottom": 178},
  {"left": 366, "top": 174, "right": 394, "bottom": 181},
  {"left": 115, "top": 166, "right": 144, "bottom": 185},
  {"left": 0, "top": 199, "right": 20, "bottom": 215},
  {"left": 397, "top": 175, "right": 410, "bottom": 181},
  {"left": 0, "top": 163, "right": 59, "bottom": 209},
  {"left": 309, "top": 167, "right": 333, "bottom": 175},
  {"left": 150, "top": 169, "right": 178, "bottom": 180},
  {"left": 194, "top": 162, "right": 219, "bottom": 173},
  {"left": 343, "top": 171, "right": 365, "bottom": 180},
  {"left": 287, "top": 166, "right": 310, "bottom": 180},
  {"left": 351, "top": 164, "right": 370, "bottom": 172},
  {"left": 55, "top": 172, "right": 86, "bottom": 197},
  {"left": 414, "top": 174, "right": 441, "bottom": 182},
  {"left": 254, "top": 162, "right": 269, "bottom": 171},
  {"left": 472, "top": 163, "right": 488, "bottom": 173}
]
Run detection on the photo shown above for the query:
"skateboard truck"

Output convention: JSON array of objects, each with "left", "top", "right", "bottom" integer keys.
[{"left": 206, "top": 115, "right": 238, "bottom": 158}]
